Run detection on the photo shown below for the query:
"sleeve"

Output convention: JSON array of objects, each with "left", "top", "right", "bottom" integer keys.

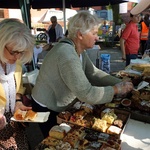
[
  {"left": 83, "top": 52, "right": 121, "bottom": 86},
  {"left": 121, "top": 24, "right": 132, "bottom": 40},
  {"left": 57, "top": 47, "right": 116, "bottom": 105}
]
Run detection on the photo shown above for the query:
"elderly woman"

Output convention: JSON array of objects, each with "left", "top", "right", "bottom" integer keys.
[
  {"left": 32, "top": 11, "right": 133, "bottom": 138},
  {"left": 0, "top": 18, "right": 35, "bottom": 149}
]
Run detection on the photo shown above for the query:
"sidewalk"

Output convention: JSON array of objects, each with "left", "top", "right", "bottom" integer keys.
[{"left": 86, "top": 45, "right": 126, "bottom": 75}]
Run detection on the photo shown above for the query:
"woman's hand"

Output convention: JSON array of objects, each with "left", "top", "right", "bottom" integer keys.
[
  {"left": 0, "top": 115, "right": 7, "bottom": 130},
  {"left": 14, "top": 101, "right": 32, "bottom": 112},
  {"left": 113, "top": 81, "right": 133, "bottom": 97}
]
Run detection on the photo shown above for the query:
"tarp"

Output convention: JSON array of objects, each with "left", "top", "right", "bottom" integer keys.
[{"left": 38, "top": 8, "right": 77, "bottom": 23}]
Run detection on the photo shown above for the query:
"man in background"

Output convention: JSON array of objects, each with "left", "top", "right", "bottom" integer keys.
[{"left": 47, "top": 16, "right": 63, "bottom": 43}]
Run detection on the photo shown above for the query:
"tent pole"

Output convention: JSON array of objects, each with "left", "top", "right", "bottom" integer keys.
[{"left": 63, "top": 0, "right": 66, "bottom": 34}]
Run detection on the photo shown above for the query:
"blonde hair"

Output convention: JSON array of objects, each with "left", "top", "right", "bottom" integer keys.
[
  {"left": 68, "top": 11, "right": 101, "bottom": 39},
  {"left": 0, "top": 18, "right": 35, "bottom": 64}
]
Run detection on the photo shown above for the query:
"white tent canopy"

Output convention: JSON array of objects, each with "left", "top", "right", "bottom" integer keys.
[{"left": 38, "top": 8, "right": 77, "bottom": 23}]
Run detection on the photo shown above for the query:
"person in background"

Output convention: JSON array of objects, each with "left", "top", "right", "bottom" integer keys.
[
  {"left": 120, "top": 13, "right": 141, "bottom": 66},
  {"left": 33, "top": 44, "right": 51, "bottom": 68},
  {"left": 0, "top": 18, "right": 35, "bottom": 149},
  {"left": 31, "top": 11, "right": 133, "bottom": 138},
  {"left": 46, "top": 16, "right": 63, "bottom": 43},
  {"left": 140, "top": 14, "right": 150, "bottom": 55},
  {"left": 130, "top": 0, "right": 150, "bottom": 51}
]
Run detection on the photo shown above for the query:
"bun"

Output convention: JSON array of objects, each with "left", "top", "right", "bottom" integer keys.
[
  {"left": 14, "top": 109, "right": 27, "bottom": 120},
  {"left": 25, "top": 110, "right": 37, "bottom": 121}
]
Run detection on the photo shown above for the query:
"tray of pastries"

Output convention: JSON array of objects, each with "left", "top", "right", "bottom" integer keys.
[
  {"left": 35, "top": 123, "right": 121, "bottom": 150},
  {"left": 57, "top": 101, "right": 130, "bottom": 138}
]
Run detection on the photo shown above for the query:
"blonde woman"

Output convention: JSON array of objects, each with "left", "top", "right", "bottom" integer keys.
[{"left": 0, "top": 18, "right": 35, "bottom": 149}]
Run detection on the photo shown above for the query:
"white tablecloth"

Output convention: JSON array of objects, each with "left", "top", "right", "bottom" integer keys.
[{"left": 121, "top": 119, "right": 150, "bottom": 150}]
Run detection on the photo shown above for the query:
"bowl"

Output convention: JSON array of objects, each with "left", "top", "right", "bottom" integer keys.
[{"left": 121, "top": 99, "right": 131, "bottom": 107}]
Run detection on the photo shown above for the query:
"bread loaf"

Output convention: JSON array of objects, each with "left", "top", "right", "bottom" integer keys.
[{"left": 49, "top": 125, "right": 66, "bottom": 140}]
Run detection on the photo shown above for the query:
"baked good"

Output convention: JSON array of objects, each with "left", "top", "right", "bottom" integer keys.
[
  {"left": 81, "top": 103, "right": 93, "bottom": 113},
  {"left": 105, "top": 103, "right": 116, "bottom": 108},
  {"left": 73, "top": 109, "right": 87, "bottom": 119},
  {"left": 132, "top": 64, "right": 150, "bottom": 72},
  {"left": 113, "top": 119, "right": 123, "bottom": 128},
  {"left": 78, "top": 139, "right": 89, "bottom": 150},
  {"left": 55, "top": 141, "right": 72, "bottom": 150},
  {"left": 107, "top": 125, "right": 122, "bottom": 135},
  {"left": 63, "top": 132, "right": 79, "bottom": 148},
  {"left": 49, "top": 125, "right": 66, "bottom": 140},
  {"left": 14, "top": 109, "right": 27, "bottom": 120},
  {"left": 25, "top": 110, "right": 37, "bottom": 121},
  {"left": 101, "top": 112, "right": 117, "bottom": 125},
  {"left": 42, "top": 136, "right": 60, "bottom": 147},
  {"left": 92, "top": 118, "right": 109, "bottom": 132},
  {"left": 14, "top": 109, "right": 37, "bottom": 121},
  {"left": 57, "top": 111, "right": 71, "bottom": 121},
  {"left": 101, "top": 108, "right": 114, "bottom": 118},
  {"left": 140, "top": 91, "right": 150, "bottom": 101},
  {"left": 142, "top": 67, "right": 150, "bottom": 76}
]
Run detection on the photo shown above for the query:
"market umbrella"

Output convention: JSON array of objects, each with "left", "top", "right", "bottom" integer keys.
[{"left": 70, "top": 0, "right": 129, "bottom": 7}]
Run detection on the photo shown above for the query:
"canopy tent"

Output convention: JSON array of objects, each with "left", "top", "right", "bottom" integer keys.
[
  {"left": 38, "top": 8, "right": 77, "bottom": 23},
  {"left": 0, "top": 0, "right": 129, "bottom": 29}
]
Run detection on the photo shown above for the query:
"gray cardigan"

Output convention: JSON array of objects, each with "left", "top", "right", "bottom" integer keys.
[{"left": 32, "top": 38, "right": 121, "bottom": 112}]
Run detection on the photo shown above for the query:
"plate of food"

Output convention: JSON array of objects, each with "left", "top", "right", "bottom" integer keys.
[{"left": 11, "top": 109, "right": 50, "bottom": 122}]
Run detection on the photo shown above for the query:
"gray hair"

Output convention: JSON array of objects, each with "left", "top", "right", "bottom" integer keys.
[
  {"left": 0, "top": 18, "right": 35, "bottom": 64},
  {"left": 68, "top": 11, "right": 101, "bottom": 39}
]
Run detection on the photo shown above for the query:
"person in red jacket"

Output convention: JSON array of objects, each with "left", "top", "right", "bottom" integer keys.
[
  {"left": 120, "top": 13, "right": 141, "bottom": 66},
  {"left": 140, "top": 14, "right": 150, "bottom": 55}
]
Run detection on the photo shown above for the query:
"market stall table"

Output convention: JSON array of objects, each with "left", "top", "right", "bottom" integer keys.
[{"left": 121, "top": 119, "right": 150, "bottom": 150}]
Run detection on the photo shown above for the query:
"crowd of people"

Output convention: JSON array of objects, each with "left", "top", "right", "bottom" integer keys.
[{"left": 0, "top": 0, "right": 150, "bottom": 149}]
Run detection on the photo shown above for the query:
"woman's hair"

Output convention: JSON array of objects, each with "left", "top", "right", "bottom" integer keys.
[
  {"left": 68, "top": 11, "right": 101, "bottom": 39},
  {"left": 0, "top": 18, "right": 35, "bottom": 64}
]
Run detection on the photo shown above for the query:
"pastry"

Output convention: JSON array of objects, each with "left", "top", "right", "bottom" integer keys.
[
  {"left": 55, "top": 141, "right": 72, "bottom": 150},
  {"left": 92, "top": 118, "right": 109, "bottom": 132},
  {"left": 113, "top": 119, "right": 123, "bottom": 128},
  {"left": 73, "top": 109, "right": 87, "bottom": 119},
  {"left": 63, "top": 133, "right": 79, "bottom": 148},
  {"left": 24, "top": 110, "right": 37, "bottom": 121},
  {"left": 101, "top": 111, "right": 117, "bottom": 125},
  {"left": 101, "top": 108, "right": 114, "bottom": 118},
  {"left": 49, "top": 125, "right": 66, "bottom": 140},
  {"left": 80, "top": 103, "right": 93, "bottom": 113},
  {"left": 107, "top": 125, "right": 122, "bottom": 135},
  {"left": 57, "top": 111, "right": 71, "bottom": 121},
  {"left": 14, "top": 109, "right": 27, "bottom": 120},
  {"left": 42, "top": 136, "right": 60, "bottom": 147}
]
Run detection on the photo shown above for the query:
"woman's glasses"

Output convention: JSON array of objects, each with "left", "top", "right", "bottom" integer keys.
[{"left": 5, "top": 46, "right": 25, "bottom": 56}]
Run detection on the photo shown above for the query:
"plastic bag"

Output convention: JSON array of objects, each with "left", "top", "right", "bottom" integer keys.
[{"left": 100, "top": 54, "right": 110, "bottom": 73}]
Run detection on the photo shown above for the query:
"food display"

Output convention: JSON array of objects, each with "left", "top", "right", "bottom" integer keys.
[
  {"left": 131, "top": 89, "right": 150, "bottom": 112},
  {"left": 36, "top": 123, "right": 121, "bottom": 150},
  {"left": 57, "top": 101, "right": 130, "bottom": 137}
]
